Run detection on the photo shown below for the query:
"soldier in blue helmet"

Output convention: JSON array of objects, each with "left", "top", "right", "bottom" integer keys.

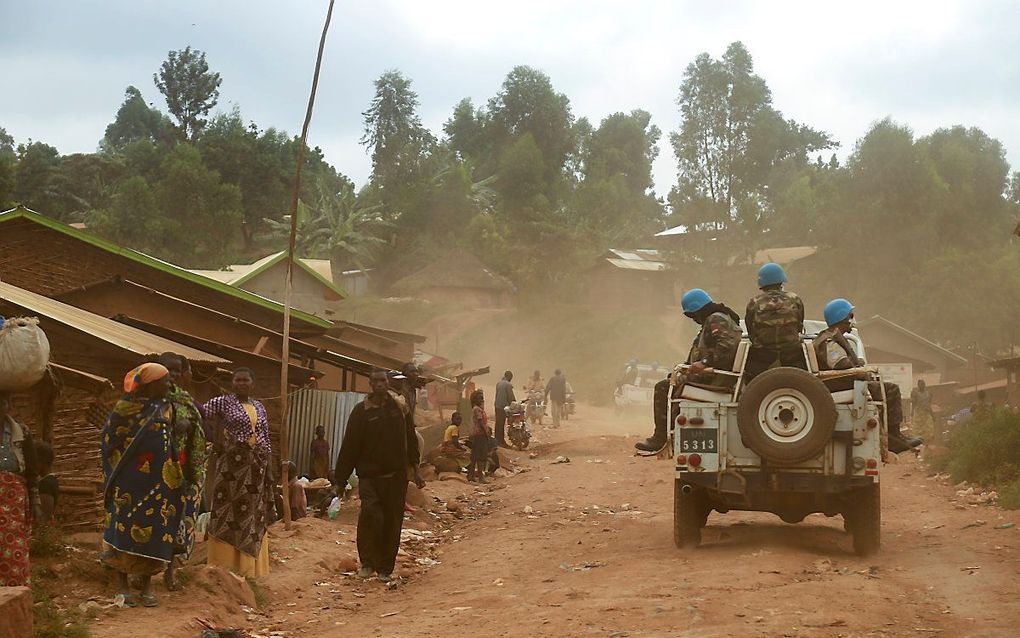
[
  {"left": 814, "top": 298, "right": 922, "bottom": 453},
  {"left": 743, "top": 262, "right": 807, "bottom": 383},
  {"left": 635, "top": 289, "right": 742, "bottom": 454}
]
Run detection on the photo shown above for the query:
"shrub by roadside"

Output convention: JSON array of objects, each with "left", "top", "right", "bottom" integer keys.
[{"left": 928, "top": 408, "right": 1020, "bottom": 509}]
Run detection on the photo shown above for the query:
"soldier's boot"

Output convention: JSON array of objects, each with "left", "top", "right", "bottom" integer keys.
[
  {"left": 887, "top": 420, "right": 922, "bottom": 453},
  {"left": 636, "top": 379, "right": 670, "bottom": 455}
]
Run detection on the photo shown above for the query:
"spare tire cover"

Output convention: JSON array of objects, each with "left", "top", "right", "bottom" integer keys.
[{"left": 737, "top": 367, "right": 837, "bottom": 463}]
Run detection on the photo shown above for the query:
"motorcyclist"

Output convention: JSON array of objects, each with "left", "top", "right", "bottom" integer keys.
[
  {"left": 635, "top": 289, "right": 742, "bottom": 454},
  {"left": 813, "top": 298, "right": 922, "bottom": 453}
]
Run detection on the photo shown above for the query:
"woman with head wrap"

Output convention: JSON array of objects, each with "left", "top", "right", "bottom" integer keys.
[
  {"left": 200, "top": 367, "right": 274, "bottom": 578},
  {"left": 100, "top": 362, "right": 184, "bottom": 608}
]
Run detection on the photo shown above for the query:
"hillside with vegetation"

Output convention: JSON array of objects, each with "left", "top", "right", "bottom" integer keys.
[{"left": 2, "top": 42, "right": 1019, "bottom": 354}]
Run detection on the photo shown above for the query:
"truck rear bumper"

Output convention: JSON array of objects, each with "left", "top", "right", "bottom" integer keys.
[{"left": 677, "top": 470, "right": 876, "bottom": 494}]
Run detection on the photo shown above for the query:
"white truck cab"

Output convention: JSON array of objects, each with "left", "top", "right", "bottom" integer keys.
[{"left": 671, "top": 320, "right": 884, "bottom": 555}]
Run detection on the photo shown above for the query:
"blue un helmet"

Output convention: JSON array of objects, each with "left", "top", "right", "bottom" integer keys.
[
  {"left": 680, "top": 288, "right": 713, "bottom": 314},
  {"left": 823, "top": 298, "right": 855, "bottom": 327},
  {"left": 757, "top": 262, "right": 788, "bottom": 288}
]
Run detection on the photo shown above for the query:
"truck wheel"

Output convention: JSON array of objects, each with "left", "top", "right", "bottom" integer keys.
[
  {"left": 737, "top": 367, "right": 837, "bottom": 463},
  {"left": 850, "top": 483, "right": 881, "bottom": 556},
  {"left": 674, "top": 480, "right": 706, "bottom": 548}
]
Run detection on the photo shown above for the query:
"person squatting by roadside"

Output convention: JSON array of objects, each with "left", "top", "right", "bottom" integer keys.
[
  {"left": 333, "top": 369, "right": 421, "bottom": 583},
  {"left": 636, "top": 289, "right": 742, "bottom": 454},
  {"left": 814, "top": 299, "right": 922, "bottom": 454},
  {"left": 743, "top": 263, "right": 807, "bottom": 383}
]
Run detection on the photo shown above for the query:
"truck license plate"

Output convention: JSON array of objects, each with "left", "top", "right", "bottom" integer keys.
[{"left": 679, "top": 428, "right": 718, "bottom": 453}]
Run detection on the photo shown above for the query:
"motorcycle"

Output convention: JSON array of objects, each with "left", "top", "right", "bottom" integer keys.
[
  {"left": 526, "top": 390, "right": 545, "bottom": 425},
  {"left": 562, "top": 391, "right": 576, "bottom": 420},
  {"left": 505, "top": 401, "right": 532, "bottom": 450}
]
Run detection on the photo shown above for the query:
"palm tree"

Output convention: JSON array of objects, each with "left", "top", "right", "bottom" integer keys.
[{"left": 264, "top": 179, "right": 390, "bottom": 274}]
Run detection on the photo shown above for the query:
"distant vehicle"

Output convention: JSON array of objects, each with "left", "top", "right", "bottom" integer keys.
[
  {"left": 671, "top": 320, "right": 884, "bottom": 556},
  {"left": 614, "top": 363, "right": 663, "bottom": 412}
]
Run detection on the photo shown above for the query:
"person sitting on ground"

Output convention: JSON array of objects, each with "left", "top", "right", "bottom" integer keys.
[
  {"left": 287, "top": 461, "right": 307, "bottom": 520},
  {"left": 440, "top": 412, "right": 471, "bottom": 470},
  {"left": 35, "top": 440, "right": 58, "bottom": 526},
  {"left": 814, "top": 298, "right": 922, "bottom": 454},
  {"left": 636, "top": 289, "right": 742, "bottom": 454},
  {"left": 743, "top": 263, "right": 807, "bottom": 383},
  {"left": 310, "top": 425, "right": 330, "bottom": 480}
]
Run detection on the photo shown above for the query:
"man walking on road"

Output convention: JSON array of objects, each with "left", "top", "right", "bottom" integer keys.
[
  {"left": 911, "top": 379, "right": 935, "bottom": 439},
  {"left": 334, "top": 369, "right": 421, "bottom": 583},
  {"left": 545, "top": 369, "right": 568, "bottom": 428},
  {"left": 494, "top": 370, "right": 516, "bottom": 447}
]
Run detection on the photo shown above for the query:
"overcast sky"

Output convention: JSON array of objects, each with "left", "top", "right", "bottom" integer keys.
[{"left": 3, "top": 1, "right": 1019, "bottom": 194}]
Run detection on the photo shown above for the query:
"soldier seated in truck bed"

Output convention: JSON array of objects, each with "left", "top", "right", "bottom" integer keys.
[{"left": 814, "top": 298, "right": 922, "bottom": 454}]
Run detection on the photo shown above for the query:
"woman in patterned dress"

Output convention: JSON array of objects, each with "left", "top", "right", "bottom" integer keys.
[
  {"left": 0, "top": 391, "right": 41, "bottom": 587},
  {"left": 201, "top": 368, "right": 275, "bottom": 578},
  {"left": 100, "top": 363, "right": 185, "bottom": 608}
]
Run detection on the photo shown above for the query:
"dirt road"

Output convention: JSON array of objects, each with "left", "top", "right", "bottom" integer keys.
[{"left": 86, "top": 405, "right": 1020, "bottom": 638}]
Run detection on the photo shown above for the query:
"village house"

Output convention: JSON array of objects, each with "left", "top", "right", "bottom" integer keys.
[
  {"left": 189, "top": 250, "right": 347, "bottom": 318},
  {"left": 390, "top": 253, "right": 514, "bottom": 309}
]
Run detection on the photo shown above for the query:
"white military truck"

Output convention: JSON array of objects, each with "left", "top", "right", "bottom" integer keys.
[{"left": 671, "top": 321, "right": 884, "bottom": 556}]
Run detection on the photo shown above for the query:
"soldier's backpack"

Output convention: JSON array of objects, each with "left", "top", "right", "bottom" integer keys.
[{"left": 750, "top": 291, "right": 801, "bottom": 349}]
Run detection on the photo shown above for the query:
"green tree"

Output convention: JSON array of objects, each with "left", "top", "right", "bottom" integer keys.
[
  {"left": 154, "top": 144, "right": 242, "bottom": 264},
  {"left": 154, "top": 47, "right": 223, "bottom": 141},
  {"left": 13, "top": 141, "right": 61, "bottom": 215},
  {"left": 669, "top": 42, "right": 833, "bottom": 253},
  {"left": 361, "top": 70, "right": 434, "bottom": 200},
  {"left": 264, "top": 178, "right": 389, "bottom": 273},
  {"left": 444, "top": 98, "right": 489, "bottom": 163},
  {"left": 87, "top": 176, "right": 167, "bottom": 254},
  {"left": 0, "top": 128, "right": 15, "bottom": 208},
  {"left": 101, "top": 86, "right": 169, "bottom": 152},
  {"left": 487, "top": 65, "right": 576, "bottom": 190}
]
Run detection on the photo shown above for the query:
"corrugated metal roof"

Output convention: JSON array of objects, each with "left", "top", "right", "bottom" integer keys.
[
  {"left": 605, "top": 258, "right": 667, "bottom": 271},
  {"left": 0, "top": 281, "right": 228, "bottom": 364},
  {"left": 0, "top": 206, "right": 331, "bottom": 328},
  {"left": 730, "top": 246, "right": 817, "bottom": 266},
  {"left": 655, "top": 225, "right": 690, "bottom": 237}
]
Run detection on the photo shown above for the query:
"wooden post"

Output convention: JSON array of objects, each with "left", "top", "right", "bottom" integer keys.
[{"left": 279, "top": 0, "right": 336, "bottom": 530}]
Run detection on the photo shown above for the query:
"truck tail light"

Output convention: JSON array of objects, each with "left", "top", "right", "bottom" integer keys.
[
  {"left": 676, "top": 455, "right": 687, "bottom": 466},
  {"left": 676, "top": 415, "right": 687, "bottom": 426},
  {"left": 866, "top": 458, "right": 878, "bottom": 469},
  {"left": 689, "top": 453, "right": 702, "bottom": 468},
  {"left": 690, "top": 416, "right": 704, "bottom": 425},
  {"left": 866, "top": 418, "right": 878, "bottom": 429}
]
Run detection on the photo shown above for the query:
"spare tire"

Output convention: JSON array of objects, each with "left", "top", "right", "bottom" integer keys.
[{"left": 737, "top": 367, "right": 836, "bottom": 463}]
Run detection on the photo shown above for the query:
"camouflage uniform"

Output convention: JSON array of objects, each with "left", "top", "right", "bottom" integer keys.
[
  {"left": 652, "top": 311, "right": 742, "bottom": 442},
  {"left": 743, "top": 288, "right": 807, "bottom": 382},
  {"left": 812, "top": 326, "right": 905, "bottom": 448}
]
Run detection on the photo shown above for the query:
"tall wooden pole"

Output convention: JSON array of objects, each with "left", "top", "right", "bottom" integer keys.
[{"left": 279, "top": 0, "right": 336, "bottom": 530}]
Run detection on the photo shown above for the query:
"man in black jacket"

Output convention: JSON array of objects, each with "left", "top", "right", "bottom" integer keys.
[{"left": 334, "top": 369, "right": 421, "bottom": 582}]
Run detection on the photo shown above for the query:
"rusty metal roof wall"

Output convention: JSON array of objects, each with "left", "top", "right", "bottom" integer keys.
[{"left": 0, "top": 281, "right": 229, "bottom": 364}]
